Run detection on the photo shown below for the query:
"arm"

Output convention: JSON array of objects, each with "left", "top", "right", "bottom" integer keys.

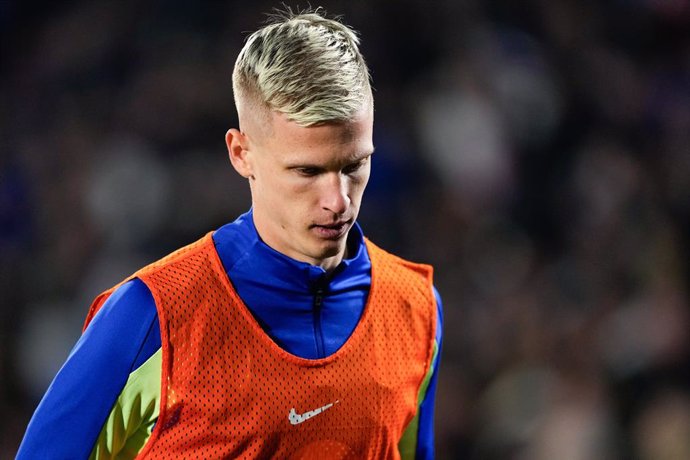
[
  {"left": 399, "top": 286, "right": 443, "bottom": 459},
  {"left": 16, "top": 279, "right": 159, "bottom": 459}
]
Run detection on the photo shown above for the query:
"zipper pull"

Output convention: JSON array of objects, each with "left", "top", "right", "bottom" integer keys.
[{"left": 314, "top": 287, "right": 324, "bottom": 306}]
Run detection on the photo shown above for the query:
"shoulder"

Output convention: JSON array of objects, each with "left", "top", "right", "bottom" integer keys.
[
  {"left": 135, "top": 232, "right": 216, "bottom": 279},
  {"left": 101, "top": 278, "right": 155, "bottom": 312},
  {"left": 364, "top": 238, "right": 435, "bottom": 294},
  {"left": 86, "top": 279, "right": 158, "bottom": 350},
  {"left": 364, "top": 238, "right": 433, "bottom": 275},
  {"left": 84, "top": 233, "right": 214, "bottom": 329},
  {"left": 86, "top": 278, "right": 156, "bottom": 331},
  {"left": 365, "top": 238, "right": 437, "bottom": 324}
]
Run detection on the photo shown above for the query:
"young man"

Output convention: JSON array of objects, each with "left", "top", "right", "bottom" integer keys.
[{"left": 18, "top": 10, "right": 443, "bottom": 459}]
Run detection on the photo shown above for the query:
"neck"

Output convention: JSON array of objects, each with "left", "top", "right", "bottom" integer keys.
[{"left": 319, "top": 248, "right": 347, "bottom": 274}]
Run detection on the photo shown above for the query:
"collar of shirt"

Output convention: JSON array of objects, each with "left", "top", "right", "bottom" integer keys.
[
  {"left": 211, "top": 209, "right": 371, "bottom": 358},
  {"left": 212, "top": 209, "right": 371, "bottom": 301}
]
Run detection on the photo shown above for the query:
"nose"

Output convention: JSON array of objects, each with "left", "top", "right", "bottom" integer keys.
[{"left": 320, "top": 173, "right": 349, "bottom": 215}]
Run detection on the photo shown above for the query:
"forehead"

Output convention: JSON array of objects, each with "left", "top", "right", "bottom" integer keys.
[{"left": 264, "top": 107, "right": 374, "bottom": 164}]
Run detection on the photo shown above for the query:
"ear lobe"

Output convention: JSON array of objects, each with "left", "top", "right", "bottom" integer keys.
[{"left": 226, "top": 128, "right": 253, "bottom": 179}]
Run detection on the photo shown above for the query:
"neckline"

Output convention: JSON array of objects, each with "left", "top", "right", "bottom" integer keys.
[{"left": 206, "top": 233, "right": 378, "bottom": 366}]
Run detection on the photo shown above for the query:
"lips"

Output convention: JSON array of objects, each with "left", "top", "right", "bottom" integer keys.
[{"left": 310, "top": 219, "right": 352, "bottom": 240}]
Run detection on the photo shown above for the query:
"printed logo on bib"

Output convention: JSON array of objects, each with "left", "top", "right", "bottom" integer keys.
[{"left": 288, "top": 401, "right": 339, "bottom": 425}]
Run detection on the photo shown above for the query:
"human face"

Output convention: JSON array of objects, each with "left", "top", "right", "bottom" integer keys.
[{"left": 226, "top": 104, "right": 374, "bottom": 272}]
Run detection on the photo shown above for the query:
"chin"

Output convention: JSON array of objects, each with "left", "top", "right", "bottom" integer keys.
[{"left": 311, "top": 240, "right": 345, "bottom": 259}]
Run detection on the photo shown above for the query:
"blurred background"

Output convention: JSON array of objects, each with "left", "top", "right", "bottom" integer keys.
[{"left": 1, "top": 0, "right": 689, "bottom": 458}]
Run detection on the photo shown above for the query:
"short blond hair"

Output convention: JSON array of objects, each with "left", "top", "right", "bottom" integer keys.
[{"left": 232, "top": 8, "right": 372, "bottom": 127}]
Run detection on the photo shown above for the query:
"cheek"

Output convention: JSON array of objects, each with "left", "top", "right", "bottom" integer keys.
[
  {"left": 349, "top": 171, "right": 371, "bottom": 201},
  {"left": 261, "top": 172, "right": 300, "bottom": 199},
  {"left": 270, "top": 179, "right": 316, "bottom": 216}
]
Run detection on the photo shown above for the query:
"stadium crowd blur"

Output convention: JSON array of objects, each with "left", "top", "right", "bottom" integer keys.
[{"left": 1, "top": 0, "right": 689, "bottom": 458}]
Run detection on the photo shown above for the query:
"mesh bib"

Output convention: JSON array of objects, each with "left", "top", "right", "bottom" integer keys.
[{"left": 85, "top": 233, "right": 436, "bottom": 459}]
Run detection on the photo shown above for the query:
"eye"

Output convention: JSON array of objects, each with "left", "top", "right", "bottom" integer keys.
[
  {"left": 295, "top": 167, "right": 322, "bottom": 177},
  {"left": 343, "top": 159, "right": 367, "bottom": 175}
]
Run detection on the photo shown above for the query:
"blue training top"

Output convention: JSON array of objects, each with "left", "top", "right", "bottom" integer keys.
[{"left": 17, "top": 210, "right": 443, "bottom": 459}]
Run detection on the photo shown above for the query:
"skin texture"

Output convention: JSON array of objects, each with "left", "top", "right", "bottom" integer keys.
[{"left": 225, "top": 103, "right": 374, "bottom": 272}]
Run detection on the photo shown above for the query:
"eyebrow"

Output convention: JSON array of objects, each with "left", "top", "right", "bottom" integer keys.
[
  {"left": 346, "top": 147, "right": 376, "bottom": 163},
  {"left": 285, "top": 148, "right": 376, "bottom": 170},
  {"left": 360, "top": 147, "right": 376, "bottom": 158}
]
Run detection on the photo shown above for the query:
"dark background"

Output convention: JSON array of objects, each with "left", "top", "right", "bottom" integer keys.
[{"left": 2, "top": 0, "right": 689, "bottom": 458}]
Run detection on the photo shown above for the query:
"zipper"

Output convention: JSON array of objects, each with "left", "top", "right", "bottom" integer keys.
[{"left": 313, "top": 285, "right": 326, "bottom": 359}]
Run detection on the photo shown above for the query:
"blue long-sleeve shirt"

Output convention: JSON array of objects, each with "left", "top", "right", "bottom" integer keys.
[{"left": 18, "top": 210, "right": 442, "bottom": 458}]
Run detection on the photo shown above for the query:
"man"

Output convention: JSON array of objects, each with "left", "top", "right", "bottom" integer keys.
[{"left": 18, "top": 9, "right": 442, "bottom": 459}]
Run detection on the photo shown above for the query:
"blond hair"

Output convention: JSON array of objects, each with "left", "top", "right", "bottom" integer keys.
[{"left": 232, "top": 8, "right": 372, "bottom": 126}]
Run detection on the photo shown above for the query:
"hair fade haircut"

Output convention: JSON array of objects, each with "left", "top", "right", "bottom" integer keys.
[{"left": 232, "top": 7, "right": 372, "bottom": 127}]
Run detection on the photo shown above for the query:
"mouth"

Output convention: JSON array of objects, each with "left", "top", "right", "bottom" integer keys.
[{"left": 310, "top": 219, "right": 352, "bottom": 240}]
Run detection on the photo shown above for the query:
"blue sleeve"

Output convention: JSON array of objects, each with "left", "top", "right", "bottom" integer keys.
[
  {"left": 415, "top": 286, "right": 443, "bottom": 459},
  {"left": 17, "top": 278, "right": 160, "bottom": 459}
]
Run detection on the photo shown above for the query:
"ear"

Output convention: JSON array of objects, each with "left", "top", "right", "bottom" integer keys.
[{"left": 226, "top": 128, "right": 254, "bottom": 179}]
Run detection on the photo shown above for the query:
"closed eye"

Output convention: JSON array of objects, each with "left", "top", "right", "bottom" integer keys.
[
  {"left": 343, "top": 158, "right": 368, "bottom": 175},
  {"left": 295, "top": 167, "right": 323, "bottom": 177}
]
